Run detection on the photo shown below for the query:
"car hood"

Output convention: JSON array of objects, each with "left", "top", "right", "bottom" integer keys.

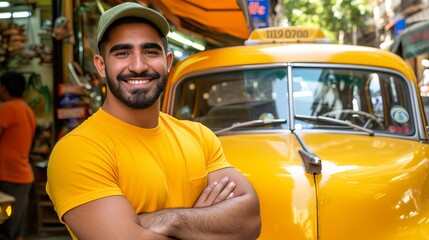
[{"left": 218, "top": 131, "right": 429, "bottom": 240}]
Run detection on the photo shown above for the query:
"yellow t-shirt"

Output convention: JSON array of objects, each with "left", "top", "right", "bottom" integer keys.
[{"left": 46, "top": 108, "right": 231, "bottom": 223}]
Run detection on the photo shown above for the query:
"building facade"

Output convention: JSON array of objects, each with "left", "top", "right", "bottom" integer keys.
[{"left": 374, "top": 0, "right": 429, "bottom": 83}]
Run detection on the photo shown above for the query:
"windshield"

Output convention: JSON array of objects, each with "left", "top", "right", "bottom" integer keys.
[
  {"left": 171, "top": 66, "right": 415, "bottom": 136},
  {"left": 172, "top": 68, "right": 289, "bottom": 131}
]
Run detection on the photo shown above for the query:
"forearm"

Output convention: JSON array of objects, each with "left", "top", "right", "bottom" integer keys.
[
  {"left": 63, "top": 196, "right": 175, "bottom": 240},
  {"left": 69, "top": 221, "right": 175, "bottom": 240},
  {"left": 139, "top": 194, "right": 260, "bottom": 240},
  {"left": 173, "top": 195, "right": 260, "bottom": 240}
]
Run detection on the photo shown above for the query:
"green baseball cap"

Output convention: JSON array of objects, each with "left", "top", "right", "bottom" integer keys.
[{"left": 96, "top": 2, "right": 170, "bottom": 45}]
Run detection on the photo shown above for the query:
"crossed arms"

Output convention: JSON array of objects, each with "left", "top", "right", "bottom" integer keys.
[{"left": 63, "top": 167, "right": 261, "bottom": 239}]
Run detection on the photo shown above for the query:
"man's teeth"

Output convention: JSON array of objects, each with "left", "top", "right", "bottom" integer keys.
[{"left": 127, "top": 80, "right": 150, "bottom": 84}]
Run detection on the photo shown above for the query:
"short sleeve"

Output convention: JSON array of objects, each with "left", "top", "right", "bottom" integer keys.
[{"left": 46, "top": 135, "right": 123, "bottom": 222}]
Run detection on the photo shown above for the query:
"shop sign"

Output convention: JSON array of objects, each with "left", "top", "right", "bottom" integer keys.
[
  {"left": 247, "top": 0, "right": 270, "bottom": 29},
  {"left": 394, "top": 19, "right": 405, "bottom": 37},
  {"left": 392, "top": 21, "right": 429, "bottom": 59},
  {"left": 58, "top": 83, "right": 84, "bottom": 96},
  {"left": 57, "top": 107, "right": 88, "bottom": 119}
]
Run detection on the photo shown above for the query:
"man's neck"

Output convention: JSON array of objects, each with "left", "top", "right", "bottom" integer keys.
[{"left": 102, "top": 98, "right": 161, "bottom": 129}]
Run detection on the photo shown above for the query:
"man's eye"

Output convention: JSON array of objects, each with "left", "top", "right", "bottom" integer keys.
[
  {"left": 114, "top": 51, "right": 128, "bottom": 56},
  {"left": 146, "top": 50, "right": 159, "bottom": 55}
]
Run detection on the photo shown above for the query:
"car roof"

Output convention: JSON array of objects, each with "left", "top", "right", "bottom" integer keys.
[{"left": 168, "top": 43, "right": 416, "bottom": 84}]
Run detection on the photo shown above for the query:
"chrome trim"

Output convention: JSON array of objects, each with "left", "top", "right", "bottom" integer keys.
[{"left": 287, "top": 64, "right": 294, "bottom": 130}]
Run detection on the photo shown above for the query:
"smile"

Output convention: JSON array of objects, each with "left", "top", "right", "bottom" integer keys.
[{"left": 126, "top": 79, "right": 151, "bottom": 84}]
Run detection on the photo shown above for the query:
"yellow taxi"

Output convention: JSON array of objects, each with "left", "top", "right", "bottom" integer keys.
[{"left": 162, "top": 26, "right": 429, "bottom": 240}]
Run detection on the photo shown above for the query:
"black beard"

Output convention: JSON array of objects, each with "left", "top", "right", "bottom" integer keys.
[{"left": 105, "top": 70, "right": 168, "bottom": 109}]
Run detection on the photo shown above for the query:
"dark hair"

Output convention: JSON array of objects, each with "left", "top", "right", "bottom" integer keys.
[
  {"left": 98, "top": 17, "right": 168, "bottom": 56},
  {"left": 0, "top": 71, "right": 26, "bottom": 97}
]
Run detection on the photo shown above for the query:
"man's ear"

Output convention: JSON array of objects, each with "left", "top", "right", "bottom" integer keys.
[
  {"left": 93, "top": 54, "right": 106, "bottom": 77},
  {"left": 166, "top": 51, "right": 174, "bottom": 72}
]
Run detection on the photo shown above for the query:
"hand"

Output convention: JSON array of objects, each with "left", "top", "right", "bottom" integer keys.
[
  {"left": 193, "top": 176, "right": 236, "bottom": 208},
  {"left": 138, "top": 177, "right": 236, "bottom": 236}
]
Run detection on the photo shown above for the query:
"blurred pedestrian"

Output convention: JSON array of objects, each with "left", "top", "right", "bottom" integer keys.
[{"left": 0, "top": 71, "right": 36, "bottom": 240}]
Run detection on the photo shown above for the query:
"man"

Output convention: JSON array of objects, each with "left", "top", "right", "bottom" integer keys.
[
  {"left": 0, "top": 71, "right": 36, "bottom": 240},
  {"left": 46, "top": 2, "right": 261, "bottom": 239}
]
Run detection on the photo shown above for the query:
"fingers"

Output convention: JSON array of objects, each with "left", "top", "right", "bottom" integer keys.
[
  {"left": 193, "top": 176, "right": 236, "bottom": 208},
  {"left": 205, "top": 177, "right": 231, "bottom": 205},
  {"left": 194, "top": 181, "right": 217, "bottom": 207},
  {"left": 213, "top": 180, "right": 235, "bottom": 204}
]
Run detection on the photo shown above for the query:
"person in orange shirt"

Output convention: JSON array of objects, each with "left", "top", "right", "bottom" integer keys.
[{"left": 0, "top": 71, "right": 36, "bottom": 240}]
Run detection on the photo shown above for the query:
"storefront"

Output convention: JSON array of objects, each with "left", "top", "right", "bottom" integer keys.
[{"left": 391, "top": 20, "right": 429, "bottom": 95}]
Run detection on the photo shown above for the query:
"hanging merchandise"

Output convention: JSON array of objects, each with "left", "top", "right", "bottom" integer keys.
[
  {"left": 37, "top": 18, "right": 53, "bottom": 67},
  {"left": 39, "top": 44, "right": 53, "bottom": 67},
  {"left": 0, "top": 23, "right": 27, "bottom": 66},
  {"left": 24, "top": 73, "right": 51, "bottom": 118},
  {"left": 6, "top": 26, "right": 26, "bottom": 53},
  {"left": 52, "top": 16, "right": 75, "bottom": 44},
  {"left": 20, "top": 44, "right": 40, "bottom": 64}
]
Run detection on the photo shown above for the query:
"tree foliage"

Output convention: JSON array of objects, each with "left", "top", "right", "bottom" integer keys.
[{"left": 280, "top": 0, "right": 370, "bottom": 42}]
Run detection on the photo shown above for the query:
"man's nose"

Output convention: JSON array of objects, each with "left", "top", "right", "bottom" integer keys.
[{"left": 128, "top": 54, "right": 149, "bottom": 73}]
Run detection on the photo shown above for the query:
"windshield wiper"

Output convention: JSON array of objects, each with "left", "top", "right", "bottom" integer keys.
[
  {"left": 214, "top": 119, "right": 287, "bottom": 134},
  {"left": 294, "top": 114, "right": 374, "bottom": 136}
]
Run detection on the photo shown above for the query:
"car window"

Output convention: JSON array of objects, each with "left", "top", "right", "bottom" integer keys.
[
  {"left": 292, "top": 67, "right": 414, "bottom": 135},
  {"left": 172, "top": 68, "right": 289, "bottom": 130}
]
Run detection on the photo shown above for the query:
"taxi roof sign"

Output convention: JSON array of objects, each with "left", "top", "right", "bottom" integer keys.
[{"left": 244, "top": 26, "right": 331, "bottom": 45}]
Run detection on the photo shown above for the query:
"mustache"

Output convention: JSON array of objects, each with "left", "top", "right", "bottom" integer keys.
[{"left": 117, "top": 72, "right": 160, "bottom": 81}]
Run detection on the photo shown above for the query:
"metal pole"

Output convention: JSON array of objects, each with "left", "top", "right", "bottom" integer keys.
[{"left": 52, "top": 0, "right": 62, "bottom": 141}]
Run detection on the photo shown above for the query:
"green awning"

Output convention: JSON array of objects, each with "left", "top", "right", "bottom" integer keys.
[{"left": 391, "top": 21, "right": 429, "bottom": 59}]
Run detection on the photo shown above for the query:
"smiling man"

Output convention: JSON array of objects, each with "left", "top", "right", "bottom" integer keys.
[{"left": 46, "top": 2, "right": 261, "bottom": 240}]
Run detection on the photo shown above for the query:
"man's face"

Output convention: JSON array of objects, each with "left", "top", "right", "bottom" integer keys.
[{"left": 97, "top": 22, "right": 172, "bottom": 109}]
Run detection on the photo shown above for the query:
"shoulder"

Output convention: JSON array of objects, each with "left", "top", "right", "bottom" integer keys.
[
  {"left": 49, "top": 111, "right": 118, "bottom": 178},
  {"left": 0, "top": 101, "right": 14, "bottom": 111},
  {"left": 62, "top": 109, "right": 108, "bottom": 136},
  {"left": 0, "top": 100, "right": 32, "bottom": 123},
  {"left": 55, "top": 110, "right": 110, "bottom": 151}
]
